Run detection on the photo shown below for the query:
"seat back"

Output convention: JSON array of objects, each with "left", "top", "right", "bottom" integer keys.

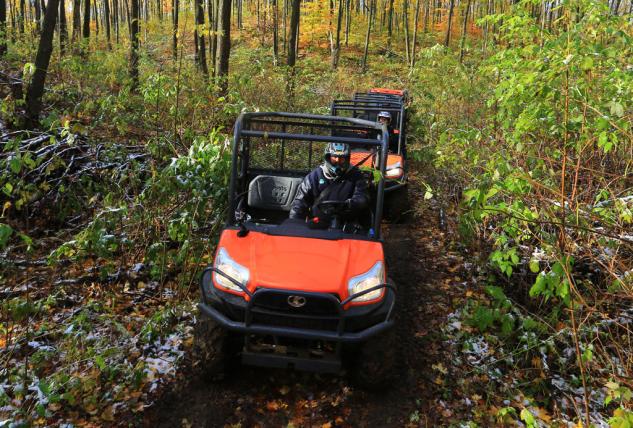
[{"left": 247, "top": 175, "right": 303, "bottom": 212}]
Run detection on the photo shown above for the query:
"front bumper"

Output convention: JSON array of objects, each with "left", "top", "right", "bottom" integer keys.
[{"left": 199, "top": 267, "right": 396, "bottom": 344}]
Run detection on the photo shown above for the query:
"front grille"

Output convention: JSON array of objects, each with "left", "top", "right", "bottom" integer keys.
[
  {"left": 251, "top": 290, "right": 340, "bottom": 316},
  {"left": 251, "top": 312, "right": 340, "bottom": 331}
]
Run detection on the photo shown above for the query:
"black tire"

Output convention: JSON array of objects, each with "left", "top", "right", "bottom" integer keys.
[
  {"left": 384, "top": 186, "right": 410, "bottom": 223},
  {"left": 350, "top": 277, "right": 400, "bottom": 390},
  {"left": 192, "top": 315, "right": 231, "bottom": 382},
  {"left": 350, "top": 325, "right": 399, "bottom": 391}
]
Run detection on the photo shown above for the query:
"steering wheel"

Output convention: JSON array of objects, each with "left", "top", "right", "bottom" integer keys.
[{"left": 316, "top": 200, "right": 348, "bottom": 217}]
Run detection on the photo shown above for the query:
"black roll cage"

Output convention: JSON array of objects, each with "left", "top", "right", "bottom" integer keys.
[
  {"left": 330, "top": 99, "right": 407, "bottom": 155},
  {"left": 229, "top": 112, "right": 390, "bottom": 238}
]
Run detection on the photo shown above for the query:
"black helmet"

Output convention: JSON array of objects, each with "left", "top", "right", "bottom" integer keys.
[
  {"left": 377, "top": 111, "right": 392, "bottom": 124},
  {"left": 324, "top": 142, "right": 350, "bottom": 178}
]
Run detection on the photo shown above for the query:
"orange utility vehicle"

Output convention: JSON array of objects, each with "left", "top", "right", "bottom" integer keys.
[
  {"left": 196, "top": 112, "right": 397, "bottom": 386},
  {"left": 330, "top": 88, "right": 409, "bottom": 219}
]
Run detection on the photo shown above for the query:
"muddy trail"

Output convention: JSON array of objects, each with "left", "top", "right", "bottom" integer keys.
[{"left": 144, "top": 175, "right": 467, "bottom": 427}]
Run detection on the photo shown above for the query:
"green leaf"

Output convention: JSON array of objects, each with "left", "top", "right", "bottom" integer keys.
[
  {"left": 520, "top": 408, "right": 536, "bottom": 427},
  {"left": 23, "top": 62, "right": 35, "bottom": 76},
  {"left": 0, "top": 224, "right": 13, "bottom": 248},
  {"left": 529, "top": 260, "right": 540, "bottom": 273},
  {"left": 95, "top": 355, "right": 106, "bottom": 371},
  {"left": 9, "top": 156, "right": 21, "bottom": 174},
  {"left": 610, "top": 102, "right": 624, "bottom": 118}
]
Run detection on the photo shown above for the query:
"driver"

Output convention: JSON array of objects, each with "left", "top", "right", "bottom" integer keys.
[
  {"left": 377, "top": 111, "right": 399, "bottom": 153},
  {"left": 289, "top": 143, "right": 369, "bottom": 223}
]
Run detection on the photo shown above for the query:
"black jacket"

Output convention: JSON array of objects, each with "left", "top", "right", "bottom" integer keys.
[{"left": 289, "top": 165, "right": 369, "bottom": 220}]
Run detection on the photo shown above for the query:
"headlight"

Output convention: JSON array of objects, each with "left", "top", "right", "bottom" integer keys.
[
  {"left": 385, "top": 162, "right": 403, "bottom": 179},
  {"left": 347, "top": 261, "right": 385, "bottom": 302},
  {"left": 385, "top": 167, "right": 404, "bottom": 179},
  {"left": 213, "top": 247, "right": 250, "bottom": 293}
]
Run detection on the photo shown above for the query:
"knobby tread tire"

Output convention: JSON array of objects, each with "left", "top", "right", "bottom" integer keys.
[
  {"left": 384, "top": 186, "right": 411, "bottom": 223},
  {"left": 192, "top": 315, "right": 229, "bottom": 382},
  {"left": 351, "top": 277, "right": 400, "bottom": 390}
]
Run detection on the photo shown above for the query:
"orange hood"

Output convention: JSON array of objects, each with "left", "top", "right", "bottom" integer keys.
[{"left": 214, "top": 229, "right": 384, "bottom": 299}]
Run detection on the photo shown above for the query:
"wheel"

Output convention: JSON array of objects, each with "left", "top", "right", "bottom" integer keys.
[
  {"left": 350, "top": 325, "right": 399, "bottom": 391},
  {"left": 384, "top": 186, "right": 410, "bottom": 223},
  {"left": 192, "top": 315, "right": 232, "bottom": 382},
  {"left": 350, "top": 277, "right": 399, "bottom": 390}
]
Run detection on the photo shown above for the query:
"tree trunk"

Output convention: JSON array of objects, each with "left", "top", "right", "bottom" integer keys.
[
  {"left": 331, "top": 0, "right": 342, "bottom": 68},
  {"left": 386, "top": 0, "right": 393, "bottom": 46},
  {"left": 286, "top": 0, "right": 299, "bottom": 66},
  {"left": 59, "top": 0, "right": 67, "bottom": 53},
  {"left": 282, "top": 0, "right": 286, "bottom": 52},
  {"left": 194, "top": 0, "right": 208, "bottom": 75},
  {"left": 403, "top": 0, "right": 410, "bottom": 63},
  {"left": 361, "top": 0, "right": 374, "bottom": 72},
  {"left": 129, "top": 0, "right": 139, "bottom": 89},
  {"left": 34, "top": 0, "right": 41, "bottom": 32},
  {"left": 171, "top": 0, "right": 177, "bottom": 59},
  {"left": 216, "top": 0, "right": 231, "bottom": 95},
  {"left": 207, "top": 0, "right": 213, "bottom": 69},
  {"left": 83, "top": 0, "right": 90, "bottom": 39},
  {"left": 8, "top": 0, "right": 15, "bottom": 39},
  {"left": 113, "top": 0, "right": 118, "bottom": 42},
  {"left": 18, "top": 0, "right": 24, "bottom": 33},
  {"left": 26, "top": 0, "right": 59, "bottom": 126},
  {"left": 444, "top": 0, "right": 454, "bottom": 47},
  {"left": 104, "top": 0, "right": 111, "bottom": 47},
  {"left": 410, "top": 0, "right": 420, "bottom": 67},
  {"left": 72, "top": 0, "right": 80, "bottom": 40},
  {"left": 0, "top": 0, "right": 7, "bottom": 55},
  {"left": 212, "top": 0, "right": 219, "bottom": 71},
  {"left": 458, "top": 0, "right": 470, "bottom": 63},
  {"left": 344, "top": 0, "right": 350, "bottom": 45},
  {"left": 272, "top": 0, "right": 278, "bottom": 64},
  {"left": 94, "top": 0, "right": 98, "bottom": 36}
]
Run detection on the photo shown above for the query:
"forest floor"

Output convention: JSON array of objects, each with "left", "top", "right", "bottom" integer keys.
[{"left": 141, "top": 168, "right": 483, "bottom": 428}]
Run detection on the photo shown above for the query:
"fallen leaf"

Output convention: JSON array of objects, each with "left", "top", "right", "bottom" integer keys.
[
  {"left": 266, "top": 401, "right": 280, "bottom": 411},
  {"left": 279, "top": 385, "right": 290, "bottom": 395},
  {"left": 534, "top": 407, "right": 552, "bottom": 423},
  {"left": 101, "top": 405, "right": 115, "bottom": 422}
]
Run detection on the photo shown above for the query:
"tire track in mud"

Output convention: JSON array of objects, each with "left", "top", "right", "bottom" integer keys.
[{"left": 144, "top": 174, "right": 461, "bottom": 427}]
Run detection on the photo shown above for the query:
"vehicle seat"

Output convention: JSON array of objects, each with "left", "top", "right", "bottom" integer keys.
[{"left": 247, "top": 175, "right": 303, "bottom": 223}]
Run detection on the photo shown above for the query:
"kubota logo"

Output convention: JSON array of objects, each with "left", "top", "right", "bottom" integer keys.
[{"left": 287, "top": 295, "right": 307, "bottom": 308}]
